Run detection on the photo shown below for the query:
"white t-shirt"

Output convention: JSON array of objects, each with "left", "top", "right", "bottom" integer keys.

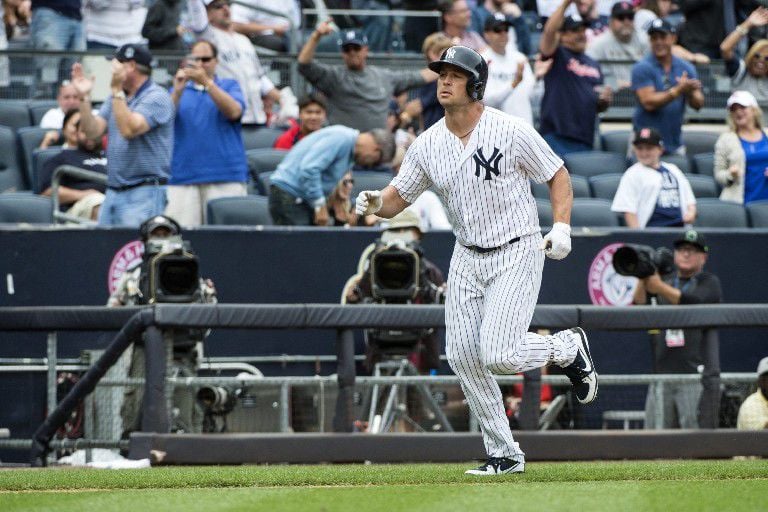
[
  {"left": 392, "top": 107, "right": 563, "bottom": 248},
  {"left": 480, "top": 48, "right": 535, "bottom": 125},
  {"left": 411, "top": 190, "right": 452, "bottom": 232},
  {"left": 230, "top": 0, "right": 301, "bottom": 34},
  {"left": 83, "top": 0, "right": 147, "bottom": 47}
]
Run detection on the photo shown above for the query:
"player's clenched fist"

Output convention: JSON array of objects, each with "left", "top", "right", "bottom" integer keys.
[
  {"left": 355, "top": 190, "right": 382, "bottom": 216},
  {"left": 541, "top": 222, "right": 571, "bottom": 260}
]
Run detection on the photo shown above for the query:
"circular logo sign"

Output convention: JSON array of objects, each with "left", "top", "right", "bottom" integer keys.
[
  {"left": 107, "top": 240, "right": 144, "bottom": 294},
  {"left": 587, "top": 243, "right": 637, "bottom": 306}
]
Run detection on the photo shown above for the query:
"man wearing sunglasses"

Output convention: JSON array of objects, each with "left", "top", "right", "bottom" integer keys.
[{"left": 297, "top": 22, "right": 437, "bottom": 132}]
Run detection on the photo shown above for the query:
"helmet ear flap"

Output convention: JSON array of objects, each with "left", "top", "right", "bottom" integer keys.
[{"left": 467, "top": 79, "right": 483, "bottom": 101}]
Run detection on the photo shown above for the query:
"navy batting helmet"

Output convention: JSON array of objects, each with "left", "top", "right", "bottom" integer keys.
[{"left": 428, "top": 45, "right": 488, "bottom": 101}]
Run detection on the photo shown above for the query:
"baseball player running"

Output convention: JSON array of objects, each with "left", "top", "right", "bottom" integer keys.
[{"left": 355, "top": 46, "right": 597, "bottom": 475}]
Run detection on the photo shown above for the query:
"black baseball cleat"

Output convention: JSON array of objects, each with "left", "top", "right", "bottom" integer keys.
[
  {"left": 562, "top": 327, "right": 598, "bottom": 404},
  {"left": 465, "top": 457, "right": 525, "bottom": 475}
]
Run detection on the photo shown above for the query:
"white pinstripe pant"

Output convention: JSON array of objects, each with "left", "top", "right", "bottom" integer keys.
[{"left": 445, "top": 233, "right": 577, "bottom": 459}]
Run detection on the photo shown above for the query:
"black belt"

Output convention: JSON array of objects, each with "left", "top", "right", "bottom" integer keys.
[
  {"left": 108, "top": 178, "right": 168, "bottom": 192},
  {"left": 463, "top": 236, "right": 521, "bottom": 254}
]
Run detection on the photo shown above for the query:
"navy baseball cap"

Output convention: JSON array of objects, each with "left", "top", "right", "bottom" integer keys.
[
  {"left": 560, "top": 16, "right": 589, "bottom": 32},
  {"left": 674, "top": 229, "right": 708, "bottom": 253},
  {"left": 611, "top": 1, "right": 635, "bottom": 17},
  {"left": 484, "top": 12, "right": 511, "bottom": 32},
  {"left": 340, "top": 29, "right": 368, "bottom": 48},
  {"left": 647, "top": 18, "right": 676, "bottom": 35},
  {"left": 633, "top": 127, "right": 663, "bottom": 147},
  {"left": 108, "top": 44, "right": 154, "bottom": 68}
]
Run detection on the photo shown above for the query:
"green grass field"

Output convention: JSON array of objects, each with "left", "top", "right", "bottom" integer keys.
[{"left": 1, "top": 460, "right": 766, "bottom": 512}]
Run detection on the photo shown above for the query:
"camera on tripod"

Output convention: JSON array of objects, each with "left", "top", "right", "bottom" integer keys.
[{"left": 612, "top": 244, "right": 675, "bottom": 279}]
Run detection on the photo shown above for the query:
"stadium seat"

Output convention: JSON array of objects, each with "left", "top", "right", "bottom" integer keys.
[
  {"left": 571, "top": 198, "right": 620, "bottom": 227},
  {"left": 241, "top": 126, "right": 285, "bottom": 151},
  {"left": 682, "top": 131, "right": 720, "bottom": 156},
  {"left": 691, "top": 153, "right": 714, "bottom": 177},
  {"left": 246, "top": 147, "right": 289, "bottom": 177},
  {"left": 31, "top": 148, "right": 63, "bottom": 193},
  {"left": 17, "top": 126, "right": 54, "bottom": 188},
  {"left": 686, "top": 175, "right": 718, "bottom": 198},
  {"left": 564, "top": 151, "right": 627, "bottom": 178},
  {"left": 746, "top": 200, "right": 768, "bottom": 227},
  {"left": 0, "top": 126, "right": 25, "bottom": 192},
  {"left": 0, "top": 193, "right": 53, "bottom": 223},
  {"left": 531, "top": 174, "right": 590, "bottom": 199},
  {"left": 694, "top": 198, "right": 748, "bottom": 228},
  {"left": 659, "top": 154, "right": 691, "bottom": 174},
  {"left": 0, "top": 100, "right": 32, "bottom": 130},
  {"left": 600, "top": 130, "right": 632, "bottom": 155},
  {"left": 535, "top": 198, "right": 553, "bottom": 227},
  {"left": 350, "top": 171, "right": 393, "bottom": 200},
  {"left": 206, "top": 195, "right": 273, "bottom": 225},
  {"left": 257, "top": 171, "right": 274, "bottom": 196},
  {"left": 588, "top": 173, "right": 624, "bottom": 200},
  {"left": 27, "top": 100, "right": 59, "bottom": 126}
]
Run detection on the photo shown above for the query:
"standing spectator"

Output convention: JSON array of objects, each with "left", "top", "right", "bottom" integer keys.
[
  {"left": 142, "top": 0, "right": 187, "bottom": 51},
  {"left": 274, "top": 94, "right": 327, "bottom": 150},
  {"left": 71, "top": 45, "right": 174, "bottom": 226},
  {"left": 166, "top": 40, "right": 248, "bottom": 226},
  {"left": 539, "top": 0, "right": 612, "bottom": 156},
  {"left": 612, "top": 127, "right": 696, "bottom": 228},
  {"left": 268, "top": 125, "right": 395, "bottom": 226},
  {"left": 676, "top": 0, "right": 726, "bottom": 59},
  {"left": 714, "top": 90, "right": 768, "bottom": 205},
  {"left": 737, "top": 357, "right": 768, "bottom": 430},
  {"left": 1, "top": 0, "right": 30, "bottom": 91},
  {"left": 439, "top": 0, "right": 487, "bottom": 51},
  {"left": 471, "top": 0, "right": 531, "bottom": 56},
  {"left": 481, "top": 12, "right": 535, "bottom": 124},
  {"left": 573, "top": 0, "right": 609, "bottom": 42},
  {"left": 349, "top": 0, "right": 392, "bottom": 53},
  {"left": 30, "top": 0, "right": 84, "bottom": 95},
  {"left": 38, "top": 109, "right": 107, "bottom": 221},
  {"left": 402, "top": 0, "right": 440, "bottom": 53},
  {"left": 720, "top": 7, "right": 768, "bottom": 109},
  {"left": 633, "top": 229, "right": 722, "bottom": 429},
  {"left": 586, "top": 2, "right": 648, "bottom": 91},
  {"left": 231, "top": 0, "right": 300, "bottom": 52},
  {"left": 635, "top": 0, "right": 671, "bottom": 35},
  {"left": 82, "top": 0, "right": 147, "bottom": 50},
  {"left": 297, "top": 21, "right": 435, "bottom": 132},
  {"left": 631, "top": 19, "right": 704, "bottom": 155},
  {"left": 397, "top": 32, "right": 453, "bottom": 133},
  {"left": 186, "top": 0, "right": 282, "bottom": 127}
]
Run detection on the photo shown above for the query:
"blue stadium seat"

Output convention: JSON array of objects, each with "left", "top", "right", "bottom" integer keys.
[
  {"left": 564, "top": 151, "right": 627, "bottom": 179},
  {"left": 0, "top": 101, "right": 32, "bottom": 130},
  {"left": 746, "top": 200, "right": 768, "bottom": 228},
  {"left": 659, "top": 154, "right": 691, "bottom": 174},
  {"left": 600, "top": 130, "right": 632, "bottom": 155},
  {"left": 28, "top": 100, "right": 59, "bottom": 126},
  {"left": 206, "top": 195, "right": 273, "bottom": 225},
  {"left": 531, "top": 174, "right": 590, "bottom": 199},
  {"left": 588, "top": 173, "right": 624, "bottom": 200},
  {"left": 350, "top": 171, "right": 393, "bottom": 201},
  {"left": 0, "top": 126, "right": 25, "bottom": 192},
  {"left": 246, "top": 148, "right": 289, "bottom": 194},
  {"left": 17, "top": 126, "right": 54, "bottom": 188},
  {"left": 691, "top": 153, "right": 714, "bottom": 177},
  {"left": 694, "top": 198, "right": 748, "bottom": 228},
  {"left": 241, "top": 126, "right": 285, "bottom": 151},
  {"left": 0, "top": 193, "right": 53, "bottom": 223},
  {"left": 535, "top": 198, "right": 553, "bottom": 228},
  {"left": 682, "top": 131, "right": 720, "bottom": 156},
  {"left": 686, "top": 175, "right": 718, "bottom": 198},
  {"left": 257, "top": 171, "right": 274, "bottom": 196},
  {"left": 31, "top": 148, "right": 63, "bottom": 194},
  {"left": 571, "top": 198, "right": 620, "bottom": 227}
]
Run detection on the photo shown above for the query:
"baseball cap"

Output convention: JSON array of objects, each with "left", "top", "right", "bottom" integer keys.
[
  {"left": 727, "top": 90, "right": 758, "bottom": 109},
  {"left": 757, "top": 357, "right": 768, "bottom": 377},
  {"left": 633, "top": 127, "right": 663, "bottom": 147},
  {"left": 108, "top": 44, "right": 154, "bottom": 68},
  {"left": 647, "top": 18, "right": 676, "bottom": 35},
  {"left": 611, "top": 1, "right": 635, "bottom": 18},
  {"left": 561, "top": 16, "right": 589, "bottom": 32},
  {"left": 673, "top": 229, "right": 708, "bottom": 253},
  {"left": 385, "top": 209, "right": 422, "bottom": 232},
  {"left": 340, "top": 29, "right": 368, "bottom": 48},
  {"left": 484, "top": 12, "right": 511, "bottom": 32}
]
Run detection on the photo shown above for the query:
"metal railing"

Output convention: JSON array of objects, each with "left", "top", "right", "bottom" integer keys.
[{"left": 50, "top": 165, "right": 107, "bottom": 225}]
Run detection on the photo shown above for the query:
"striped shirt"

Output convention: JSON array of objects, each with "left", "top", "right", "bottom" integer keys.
[{"left": 391, "top": 107, "right": 562, "bottom": 248}]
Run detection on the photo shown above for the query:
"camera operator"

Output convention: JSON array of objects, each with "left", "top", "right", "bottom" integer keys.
[
  {"left": 344, "top": 209, "right": 446, "bottom": 373},
  {"left": 632, "top": 229, "right": 722, "bottom": 429},
  {"left": 108, "top": 215, "right": 216, "bottom": 438}
]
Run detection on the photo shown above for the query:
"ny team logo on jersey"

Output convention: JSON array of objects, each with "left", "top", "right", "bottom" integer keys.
[{"left": 473, "top": 147, "right": 502, "bottom": 181}]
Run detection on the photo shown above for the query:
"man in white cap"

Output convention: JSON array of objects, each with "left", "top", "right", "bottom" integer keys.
[{"left": 737, "top": 357, "right": 768, "bottom": 430}]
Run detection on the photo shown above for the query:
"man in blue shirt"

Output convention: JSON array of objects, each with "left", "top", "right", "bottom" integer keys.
[
  {"left": 268, "top": 126, "right": 395, "bottom": 226},
  {"left": 538, "top": 0, "right": 612, "bottom": 157},
  {"left": 631, "top": 19, "right": 705, "bottom": 154},
  {"left": 167, "top": 40, "right": 248, "bottom": 226},
  {"left": 73, "top": 44, "right": 175, "bottom": 226}
]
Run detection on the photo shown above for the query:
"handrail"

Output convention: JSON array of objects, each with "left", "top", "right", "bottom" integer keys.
[{"left": 50, "top": 165, "right": 107, "bottom": 225}]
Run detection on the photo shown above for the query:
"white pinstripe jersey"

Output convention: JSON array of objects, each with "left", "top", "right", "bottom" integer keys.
[{"left": 391, "top": 107, "right": 564, "bottom": 248}]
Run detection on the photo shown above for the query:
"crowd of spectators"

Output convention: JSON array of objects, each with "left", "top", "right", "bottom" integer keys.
[{"left": 0, "top": 0, "right": 766, "bottom": 228}]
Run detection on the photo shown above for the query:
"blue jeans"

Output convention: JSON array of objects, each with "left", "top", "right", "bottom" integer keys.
[
  {"left": 31, "top": 7, "right": 85, "bottom": 85},
  {"left": 543, "top": 133, "right": 594, "bottom": 158},
  {"left": 99, "top": 185, "right": 167, "bottom": 227}
]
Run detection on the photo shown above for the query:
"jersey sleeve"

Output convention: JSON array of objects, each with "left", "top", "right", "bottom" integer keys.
[
  {"left": 390, "top": 138, "right": 432, "bottom": 204},
  {"left": 514, "top": 120, "right": 564, "bottom": 183}
]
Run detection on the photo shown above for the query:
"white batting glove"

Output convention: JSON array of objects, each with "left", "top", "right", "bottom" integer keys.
[
  {"left": 355, "top": 190, "right": 382, "bottom": 216},
  {"left": 541, "top": 222, "right": 572, "bottom": 260}
]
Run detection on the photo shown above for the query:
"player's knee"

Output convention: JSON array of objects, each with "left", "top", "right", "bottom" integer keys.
[{"left": 483, "top": 353, "right": 526, "bottom": 375}]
